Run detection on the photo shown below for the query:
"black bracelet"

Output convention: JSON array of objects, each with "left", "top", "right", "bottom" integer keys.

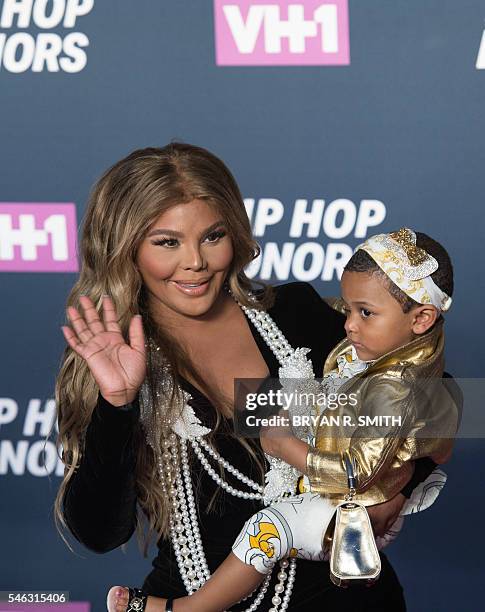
[
  {"left": 165, "top": 598, "right": 175, "bottom": 612},
  {"left": 127, "top": 588, "right": 147, "bottom": 611}
]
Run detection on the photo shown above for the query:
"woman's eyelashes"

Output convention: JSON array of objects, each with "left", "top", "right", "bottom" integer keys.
[
  {"left": 205, "top": 229, "right": 226, "bottom": 243},
  {"left": 151, "top": 237, "right": 179, "bottom": 248},
  {"left": 150, "top": 229, "right": 226, "bottom": 248}
]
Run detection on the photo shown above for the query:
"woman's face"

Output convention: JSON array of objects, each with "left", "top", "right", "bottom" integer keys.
[{"left": 136, "top": 199, "right": 234, "bottom": 323}]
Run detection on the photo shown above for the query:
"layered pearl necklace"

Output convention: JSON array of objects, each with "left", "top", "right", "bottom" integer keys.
[{"left": 139, "top": 296, "right": 316, "bottom": 611}]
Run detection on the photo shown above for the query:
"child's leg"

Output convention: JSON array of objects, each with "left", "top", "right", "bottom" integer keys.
[
  {"left": 231, "top": 492, "right": 337, "bottom": 569},
  {"left": 107, "top": 558, "right": 263, "bottom": 612},
  {"left": 107, "top": 492, "right": 336, "bottom": 612},
  {"left": 107, "top": 587, "right": 166, "bottom": 612}
]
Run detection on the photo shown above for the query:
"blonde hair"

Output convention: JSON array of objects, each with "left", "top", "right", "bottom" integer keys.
[{"left": 54, "top": 143, "right": 274, "bottom": 553}]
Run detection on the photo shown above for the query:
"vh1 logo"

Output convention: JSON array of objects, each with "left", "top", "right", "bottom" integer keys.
[
  {"left": 0, "top": 203, "right": 78, "bottom": 272},
  {"left": 214, "top": 0, "right": 349, "bottom": 65}
]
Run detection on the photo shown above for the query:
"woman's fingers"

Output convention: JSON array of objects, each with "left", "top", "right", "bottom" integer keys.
[
  {"left": 128, "top": 314, "right": 146, "bottom": 355},
  {"left": 101, "top": 295, "right": 122, "bottom": 333},
  {"left": 63, "top": 295, "right": 121, "bottom": 347},
  {"left": 66, "top": 305, "right": 94, "bottom": 343},
  {"left": 367, "top": 492, "right": 405, "bottom": 537},
  {"left": 79, "top": 295, "right": 105, "bottom": 335},
  {"left": 61, "top": 325, "right": 88, "bottom": 358},
  {"left": 62, "top": 295, "right": 141, "bottom": 366}
]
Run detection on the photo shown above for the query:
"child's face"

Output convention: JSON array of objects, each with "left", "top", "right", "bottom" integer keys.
[{"left": 340, "top": 271, "right": 430, "bottom": 361}]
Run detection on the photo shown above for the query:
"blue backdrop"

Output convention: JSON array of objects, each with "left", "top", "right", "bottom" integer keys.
[{"left": 1, "top": 1, "right": 484, "bottom": 610}]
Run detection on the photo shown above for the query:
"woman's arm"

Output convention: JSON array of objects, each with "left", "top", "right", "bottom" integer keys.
[{"left": 63, "top": 392, "right": 140, "bottom": 553}]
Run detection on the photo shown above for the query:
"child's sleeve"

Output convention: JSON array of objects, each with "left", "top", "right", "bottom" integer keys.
[
  {"left": 306, "top": 374, "right": 458, "bottom": 497},
  {"left": 306, "top": 377, "right": 416, "bottom": 495}
]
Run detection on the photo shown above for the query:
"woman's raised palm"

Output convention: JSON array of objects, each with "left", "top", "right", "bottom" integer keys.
[{"left": 61, "top": 295, "right": 146, "bottom": 406}]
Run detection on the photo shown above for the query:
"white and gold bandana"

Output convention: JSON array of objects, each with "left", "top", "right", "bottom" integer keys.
[{"left": 355, "top": 228, "right": 452, "bottom": 312}]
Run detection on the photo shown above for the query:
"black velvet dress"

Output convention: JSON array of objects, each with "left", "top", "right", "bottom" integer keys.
[{"left": 64, "top": 282, "right": 434, "bottom": 611}]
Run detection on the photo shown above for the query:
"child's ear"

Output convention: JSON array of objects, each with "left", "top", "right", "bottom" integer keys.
[{"left": 411, "top": 305, "right": 439, "bottom": 335}]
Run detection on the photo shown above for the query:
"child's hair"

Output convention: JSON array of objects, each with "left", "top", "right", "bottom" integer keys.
[{"left": 344, "top": 232, "right": 454, "bottom": 313}]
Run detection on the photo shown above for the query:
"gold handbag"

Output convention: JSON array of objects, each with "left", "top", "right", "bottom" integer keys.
[{"left": 329, "top": 451, "right": 381, "bottom": 587}]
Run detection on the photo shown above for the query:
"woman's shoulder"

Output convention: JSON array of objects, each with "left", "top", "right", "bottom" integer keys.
[
  {"left": 269, "top": 281, "right": 343, "bottom": 317},
  {"left": 266, "top": 282, "right": 346, "bottom": 351},
  {"left": 250, "top": 282, "right": 346, "bottom": 374},
  {"left": 258, "top": 281, "right": 345, "bottom": 328}
]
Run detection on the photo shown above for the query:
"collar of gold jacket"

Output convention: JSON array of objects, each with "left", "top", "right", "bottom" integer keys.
[{"left": 323, "top": 316, "right": 445, "bottom": 377}]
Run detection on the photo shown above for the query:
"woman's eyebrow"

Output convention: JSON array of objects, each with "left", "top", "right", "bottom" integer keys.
[
  {"left": 148, "top": 228, "right": 183, "bottom": 237},
  {"left": 147, "top": 221, "right": 225, "bottom": 238},
  {"left": 201, "top": 221, "right": 226, "bottom": 235}
]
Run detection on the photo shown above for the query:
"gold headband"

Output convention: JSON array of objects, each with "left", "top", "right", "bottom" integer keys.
[{"left": 355, "top": 228, "right": 452, "bottom": 312}]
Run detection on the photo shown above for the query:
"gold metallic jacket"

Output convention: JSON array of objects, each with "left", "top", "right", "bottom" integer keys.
[{"left": 306, "top": 316, "right": 458, "bottom": 505}]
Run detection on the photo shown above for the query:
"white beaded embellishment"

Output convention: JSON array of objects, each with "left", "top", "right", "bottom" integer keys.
[{"left": 139, "top": 294, "right": 314, "bottom": 610}]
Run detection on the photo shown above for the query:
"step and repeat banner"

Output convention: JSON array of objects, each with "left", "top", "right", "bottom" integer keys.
[{"left": 1, "top": 1, "right": 484, "bottom": 610}]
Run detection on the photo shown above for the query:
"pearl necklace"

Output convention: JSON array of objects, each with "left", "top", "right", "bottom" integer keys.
[
  {"left": 190, "top": 437, "right": 264, "bottom": 500},
  {"left": 163, "top": 436, "right": 296, "bottom": 611},
  {"left": 140, "top": 297, "right": 314, "bottom": 610},
  {"left": 237, "top": 302, "right": 293, "bottom": 365}
]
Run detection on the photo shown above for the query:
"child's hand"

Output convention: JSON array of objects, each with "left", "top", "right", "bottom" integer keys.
[
  {"left": 260, "top": 418, "right": 292, "bottom": 457},
  {"left": 260, "top": 412, "right": 310, "bottom": 473}
]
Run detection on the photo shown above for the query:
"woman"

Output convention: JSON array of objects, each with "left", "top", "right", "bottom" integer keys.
[{"left": 56, "top": 143, "right": 427, "bottom": 611}]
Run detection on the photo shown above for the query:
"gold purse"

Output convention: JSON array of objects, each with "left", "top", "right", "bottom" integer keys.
[{"left": 329, "top": 451, "right": 381, "bottom": 587}]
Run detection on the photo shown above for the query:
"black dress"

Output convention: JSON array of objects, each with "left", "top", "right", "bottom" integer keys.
[{"left": 64, "top": 282, "right": 432, "bottom": 611}]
